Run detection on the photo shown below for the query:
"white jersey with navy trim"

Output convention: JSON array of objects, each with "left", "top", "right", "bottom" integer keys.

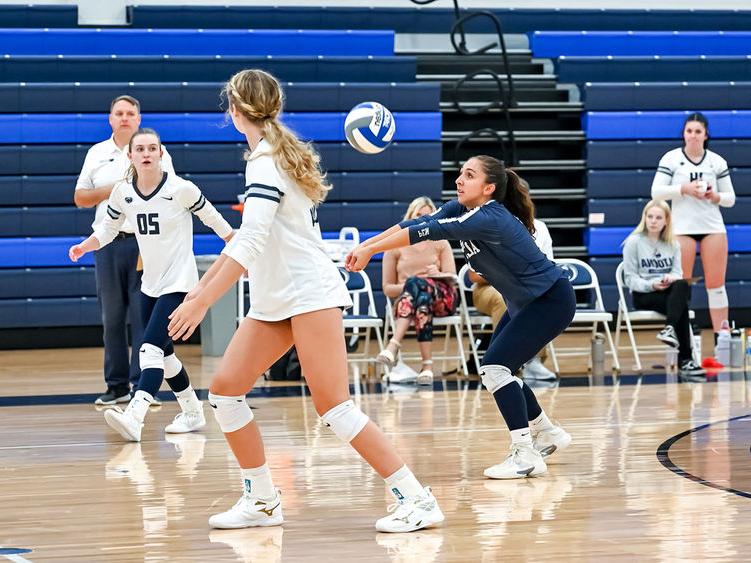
[
  {"left": 75, "top": 136, "right": 175, "bottom": 233},
  {"left": 93, "top": 172, "right": 233, "bottom": 297},
  {"left": 222, "top": 139, "right": 352, "bottom": 321},
  {"left": 651, "top": 148, "right": 735, "bottom": 235}
]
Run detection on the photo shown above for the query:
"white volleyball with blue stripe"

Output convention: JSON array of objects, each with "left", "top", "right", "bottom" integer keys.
[{"left": 344, "top": 102, "right": 396, "bottom": 154}]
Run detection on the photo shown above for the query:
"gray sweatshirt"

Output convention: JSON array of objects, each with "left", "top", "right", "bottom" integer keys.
[{"left": 622, "top": 234, "right": 682, "bottom": 293}]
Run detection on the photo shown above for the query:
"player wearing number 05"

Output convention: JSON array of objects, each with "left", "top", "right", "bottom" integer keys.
[
  {"left": 69, "top": 128, "right": 234, "bottom": 442},
  {"left": 347, "top": 155, "right": 575, "bottom": 479},
  {"left": 167, "top": 69, "right": 443, "bottom": 533}
]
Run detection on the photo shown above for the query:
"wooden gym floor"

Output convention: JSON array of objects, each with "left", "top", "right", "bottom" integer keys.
[{"left": 1, "top": 332, "right": 750, "bottom": 562}]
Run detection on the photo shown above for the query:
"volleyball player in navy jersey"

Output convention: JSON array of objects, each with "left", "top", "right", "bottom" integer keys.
[{"left": 347, "top": 155, "right": 574, "bottom": 479}]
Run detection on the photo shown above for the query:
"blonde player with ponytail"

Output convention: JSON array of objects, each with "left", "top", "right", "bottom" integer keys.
[{"left": 168, "top": 69, "right": 443, "bottom": 533}]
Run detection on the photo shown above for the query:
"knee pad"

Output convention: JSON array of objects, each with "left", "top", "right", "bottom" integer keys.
[
  {"left": 139, "top": 343, "right": 164, "bottom": 371},
  {"left": 163, "top": 353, "right": 183, "bottom": 379},
  {"left": 707, "top": 285, "right": 728, "bottom": 309},
  {"left": 321, "top": 399, "right": 369, "bottom": 442},
  {"left": 480, "top": 364, "right": 515, "bottom": 394},
  {"left": 208, "top": 392, "right": 254, "bottom": 433}
]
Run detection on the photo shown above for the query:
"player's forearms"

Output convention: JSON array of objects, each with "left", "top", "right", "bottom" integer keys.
[
  {"left": 362, "top": 224, "right": 403, "bottom": 247},
  {"left": 195, "top": 257, "right": 245, "bottom": 307},
  {"left": 73, "top": 186, "right": 113, "bottom": 208},
  {"left": 82, "top": 235, "right": 102, "bottom": 252},
  {"left": 365, "top": 229, "right": 411, "bottom": 255},
  {"left": 197, "top": 254, "right": 229, "bottom": 288}
]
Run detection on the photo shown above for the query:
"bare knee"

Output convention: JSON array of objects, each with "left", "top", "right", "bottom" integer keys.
[{"left": 209, "top": 371, "right": 253, "bottom": 396}]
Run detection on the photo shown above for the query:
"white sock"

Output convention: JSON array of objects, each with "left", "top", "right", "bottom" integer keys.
[
  {"left": 384, "top": 465, "right": 423, "bottom": 501},
  {"left": 241, "top": 463, "right": 275, "bottom": 500},
  {"left": 510, "top": 427, "right": 533, "bottom": 446},
  {"left": 529, "top": 411, "right": 554, "bottom": 433},
  {"left": 174, "top": 385, "right": 202, "bottom": 414},
  {"left": 126, "top": 390, "right": 152, "bottom": 422}
]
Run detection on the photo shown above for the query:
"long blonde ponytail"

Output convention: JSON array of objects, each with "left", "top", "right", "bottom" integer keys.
[{"left": 225, "top": 69, "right": 331, "bottom": 204}]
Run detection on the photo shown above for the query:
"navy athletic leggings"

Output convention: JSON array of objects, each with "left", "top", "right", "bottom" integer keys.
[
  {"left": 484, "top": 277, "right": 576, "bottom": 373},
  {"left": 136, "top": 292, "right": 188, "bottom": 396}
]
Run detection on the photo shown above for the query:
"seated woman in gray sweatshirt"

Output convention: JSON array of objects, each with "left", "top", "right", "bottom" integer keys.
[{"left": 622, "top": 200, "right": 705, "bottom": 376}]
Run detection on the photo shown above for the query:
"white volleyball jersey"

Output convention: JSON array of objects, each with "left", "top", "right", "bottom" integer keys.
[
  {"left": 651, "top": 148, "right": 735, "bottom": 235},
  {"left": 93, "top": 172, "right": 233, "bottom": 297},
  {"left": 75, "top": 136, "right": 175, "bottom": 233},
  {"left": 222, "top": 140, "right": 352, "bottom": 321}
]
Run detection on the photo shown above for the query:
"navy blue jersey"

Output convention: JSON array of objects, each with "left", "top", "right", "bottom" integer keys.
[{"left": 401, "top": 199, "right": 566, "bottom": 309}]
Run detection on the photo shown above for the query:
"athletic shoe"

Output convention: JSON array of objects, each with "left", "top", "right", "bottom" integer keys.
[
  {"left": 149, "top": 395, "right": 162, "bottom": 407},
  {"left": 95, "top": 388, "right": 131, "bottom": 405},
  {"left": 104, "top": 406, "right": 142, "bottom": 442},
  {"left": 375, "top": 486, "right": 444, "bottom": 533},
  {"left": 164, "top": 408, "right": 206, "bottom": 434},
  {"left": 533, "top": 425, "right": 572, "bottom": 458},
  {"left": 376, "top": 348, "right": 398, "bottom": 369},
  {"left": 483, "top": 443, "right": 547, "bottom": 479},
  {"left": 521, "top": 357, "right": 557, "bottom": 381},
  {"left": 416, "top": 369, "right": 434, "bottom": 386},
  {"left": 657, "top": 325, "right": 679, "bottom": 348},
  {"left": 209, "top": 489, "right": 283, "bottom": 529},
  {"left": 680, "top": 359, "right": 706, "bottom": 377}
]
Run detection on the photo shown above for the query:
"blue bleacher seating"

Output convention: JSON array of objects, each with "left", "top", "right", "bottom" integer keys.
[
  {"left": 127, "top": 6, "right": 751, "bottom": 32},
  {"left": 584, "top": 82, "right": 751, "bottom": 111},
  {"left": 0, "top": 297, "right": 101, "bottom": 329},
  {"left": 0, "top": 29, "right": 394, "bottom": 57},
  {"left": 587, "top": 168, "right": 751, "bottom": 198},
  {"left": 585, "top": 110, "right": 751, "bottom": 140},
  {"left": 0, "top": 82, "right": 440, "bottom": 113},
  {"left": 588, "top": 197, "right": 751, "bottom": 227},
  {"left": 587, "top": 140, "right": 751, "bottom": 169},
  {"left": 0, "top": 171, "right": 443, "bottom": 207},
  {"left": 533, "top": 32, "right": 751, "bottom": 57},
  {"left": 599, "top": 281, "right": 749, "bottom": 312},
  {"left": 558, "top": 57, "right": 751, "bottom": 84},
  {"left": 0, "top": 267, "right": 96, "bottom": 299},
  {"left": 0, "top": 56, "right": 417, "bottom": 83},
  {"left": 0, "top": 111, "right": 441, "bottom": 144},
  {"left": 0, "top": 142, "right": 442, "bottom": 175},
  {"left": 587, "top": 225, "right": 751, "bottom": 256},
  {"left": 591, "top": 254, "right": 751, "bottom": 286},
  {"left": 0, "top": 5, "right": 77, "bottom": 27}
]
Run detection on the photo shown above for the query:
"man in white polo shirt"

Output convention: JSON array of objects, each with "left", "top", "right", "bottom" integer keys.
[{"left": 74, "top": 95, "right": 175, "bottom": 405}]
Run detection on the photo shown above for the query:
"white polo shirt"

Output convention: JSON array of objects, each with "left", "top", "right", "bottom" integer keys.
[{"left": 75, "top": 136, "right": 175, "bottom": 233}]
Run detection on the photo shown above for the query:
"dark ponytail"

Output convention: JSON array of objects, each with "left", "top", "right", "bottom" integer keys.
[
  {"left": 683, "top": 112, "right": 710, "bottom": 149},
  {"left": 473, "top": 155, "right": 536, "bottom": 235}
]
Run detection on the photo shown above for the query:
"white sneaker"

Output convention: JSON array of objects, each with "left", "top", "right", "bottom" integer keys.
[
  {"left": 522, "top": 357, "right": 557, "bottom": 381},
  {"left": 483, "top": 443, "right": 547, "bottom": 479},
  {"left": 104, "top": 407, "right": 142, "bottom": 442},
  {"left": 375, "top": 486, "right": 444, "bottom": 533},
  {"left": 209, "top": 490, "right": 283, "bottom": 529},
  {"left": 533, "top": 425, "right": 571, "bottom": 459},
  {"left": 165, "top": 409, "right": 206, "bottom": 434},
  {"left": 416, "top": 369, "right": 434, "bottom": 386}
]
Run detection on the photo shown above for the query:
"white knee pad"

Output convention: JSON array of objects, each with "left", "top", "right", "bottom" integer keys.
[
  {"left": 164, "top": 353, "right": 183, "bottom": 379},
  {"left": 139, "top": 343, "right": 164, "bottom": 371},
  {"left": 321, "top": 400, "right": 369, "bottom": 442},
  {"left": 480, "top": 364, "right": 515, "bottom": 394},
  {"left": 707, "top": 285, "right": 728, "bottom": 309},
  {"left": 208, "top": 392, "right": 254, "bottom": 433}
]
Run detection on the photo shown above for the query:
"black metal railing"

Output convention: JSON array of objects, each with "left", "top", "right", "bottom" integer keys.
[{"left": 409, "top": 0, "right": 517, "bottom": 166}]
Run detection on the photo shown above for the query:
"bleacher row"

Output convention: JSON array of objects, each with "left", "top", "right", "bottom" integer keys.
[
  {"left": 0, "top": 19, "right": 440, "bottom": 329},
  {"left": 528, "top": 31, "right": 751, "bottom": 314}
]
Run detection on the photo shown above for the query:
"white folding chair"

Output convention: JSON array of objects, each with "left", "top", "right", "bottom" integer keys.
[
  {"left": 338, "top": 267, "right": 385, "bottom": 364},
  {"left": 614, "top": 262, "right": 698, "bottom": 371},
  {"left": 457, "top": 264, "right": 494, "bottom": 374},
  {"left": 382, "top": 274, "right": 469, "bottom": 375},
  {"left": 554, "top": 258, "right": 620, "bottom": 372}
]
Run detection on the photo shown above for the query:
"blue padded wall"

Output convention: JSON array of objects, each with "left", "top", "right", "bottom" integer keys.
[{"left": 0, "top": 29, "right": 394, "bottom": 57}]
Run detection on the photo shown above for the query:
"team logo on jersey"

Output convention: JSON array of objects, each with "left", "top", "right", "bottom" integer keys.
[
  {"left": 125, "top": 197, "right": 133, "bottom": 203},
  {"left": 161, "top": 196, "right": 173, "bottom": 201}
]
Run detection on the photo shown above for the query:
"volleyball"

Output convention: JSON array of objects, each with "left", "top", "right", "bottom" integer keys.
[{"left": 344, "top": 102, "right": 396, "bottom": 154}]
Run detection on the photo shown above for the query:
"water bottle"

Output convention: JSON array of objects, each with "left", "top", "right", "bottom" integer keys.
[
  {"left": 730, "top": 326, "right": 743, "bottom": 368},
  {"left": 715, "top": 320, "right": 731, "bottom": 366},
  {"left": 692, "top": 324, "right": 702, "bottom": 360},
  {"left": 591, "top": 334, "right": 605, "bottom": 376},
  {"left": 665, "top": 348, "right": 679, "bottom": 376}
]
